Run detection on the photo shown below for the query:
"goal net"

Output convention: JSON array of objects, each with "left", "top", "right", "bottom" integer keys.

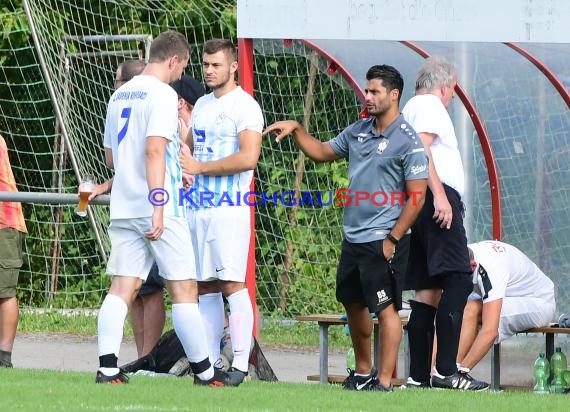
[
  {"left": 7, "top": 0, "right": 353, "bottom": 315},
  {"left": 3, "top": 0, "right": 237, "bottom": 309}
]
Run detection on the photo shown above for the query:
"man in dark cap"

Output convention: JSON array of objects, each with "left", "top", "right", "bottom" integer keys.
[{"left": 171, "top": 75, "right": 206, "bottom": 149}]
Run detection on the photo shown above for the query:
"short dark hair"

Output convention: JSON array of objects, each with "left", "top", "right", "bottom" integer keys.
[
  {"left": 117, "top": 60, "right": 145, "bottom": 82},
  {"left": 366, "top": 65, "right": 404, "bottom": 103},
  {"left": 148, "top": 30, "right": 190, "bottom": 63},
  {"left": 203, "top": 38, "right": 236, "bottom": 61}
]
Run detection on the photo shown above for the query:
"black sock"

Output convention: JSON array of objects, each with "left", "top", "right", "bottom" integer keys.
[
  {"left": 190, "top": 357, "right": 211, "bottom": 375},
  {"left": 99, "top": 354, "right": 118, "bottom": 368},
  {"left": 0, "top": 350, "right": 11, "bottom": 363},
  {"left": 407, "top": 300, "right": 437, "bottom": 382},
  {"left": 435, "top": 273, "right": 472, "bottom": 376}
]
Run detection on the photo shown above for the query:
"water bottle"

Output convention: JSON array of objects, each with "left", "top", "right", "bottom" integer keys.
[
  {"left": 346, "top": 347, "right": 355, "bottom": 371},
  {"left": 549, "top": 347, "right": 567, "bottom": 393},
  {"left": 533, "top": 352, "right": 550, "bottom": 394}
]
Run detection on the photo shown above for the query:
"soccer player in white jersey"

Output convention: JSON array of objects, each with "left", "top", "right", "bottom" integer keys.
[
  {"left": 456, "top": 240, "right": 555, "bottom": 371},
  {"left": 180, "top": 38, "right": 264, "bottom": 386},
  {"left": 94, "top": 31, "right": 227, "bottom": 386}
]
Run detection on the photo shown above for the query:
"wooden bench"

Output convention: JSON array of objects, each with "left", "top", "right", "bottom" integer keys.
[
  {"left": 296, "top": 314, "right": 409, "bottom": 384},
  {"left": 298, "top": 314, "right": 570, "bottom": 389},
  {"left": 491, "top": 325, "right": 570, "bottom": 390}
]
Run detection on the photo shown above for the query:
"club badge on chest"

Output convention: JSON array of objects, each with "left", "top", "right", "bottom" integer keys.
[{"left": 376, "top": 138, "right": 389, "bottom": 155}]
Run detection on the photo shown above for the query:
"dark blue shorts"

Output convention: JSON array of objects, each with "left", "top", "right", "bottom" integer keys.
[
  {"left": 138, "top": 263, "right": 165, "bottom": 296},
  {"left": 404, "top": 185, "right": 471, "bottom": 291},
  {"left": 336, "top": 235, "right": 410, "bottom": 313}
]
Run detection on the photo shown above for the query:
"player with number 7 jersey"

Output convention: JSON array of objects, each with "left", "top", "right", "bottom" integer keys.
[
  {"left": 103, "top": 75, "right": 183, "bottom": 219},
  {"left": 94, "top": 31, "right": 229, "bottom": 387}
]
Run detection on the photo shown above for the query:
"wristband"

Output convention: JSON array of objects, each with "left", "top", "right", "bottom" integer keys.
[{"left": 386, "top": 233, "right": 399, "bottom": 245}]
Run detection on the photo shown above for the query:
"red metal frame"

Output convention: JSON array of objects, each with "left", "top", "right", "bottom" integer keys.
[
  {"left": 299, "top": 39, "right": 366, "bottom": 103},
  {"left": 504, "top": 42, "right": 570, "bottom": 109},
  {"left": 400, "top": 41, "right": 503, "bottom": 240},
  {"left": 237, "top": 38, "right": 260, "bottom": 337}
]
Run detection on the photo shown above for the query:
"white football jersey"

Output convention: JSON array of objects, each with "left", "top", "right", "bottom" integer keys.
[
  {"left": 188, "top": 86, "right": 264, "bottom": 208},
  {"left": 468, "top": 241, "right": 555, "bottom": 303},
  {"left": 402, "top": 94, "right": 465, "bottom": 197},
  {"left": 103, "top": 75, "right": 184, "bottom": 219}
]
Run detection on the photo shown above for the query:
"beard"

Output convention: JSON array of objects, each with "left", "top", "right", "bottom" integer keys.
[{"left": 206, "top": 72, "right": 232, "bottom": 91}]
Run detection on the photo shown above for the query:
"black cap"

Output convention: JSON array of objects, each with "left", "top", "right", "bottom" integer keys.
[{"left": 171, "top": 75, "right": 206, "bottom": 106}]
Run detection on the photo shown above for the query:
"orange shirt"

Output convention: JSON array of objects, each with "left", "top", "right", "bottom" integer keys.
[{"left": 0, "top": 135, "right": 27, "bottom": 233}]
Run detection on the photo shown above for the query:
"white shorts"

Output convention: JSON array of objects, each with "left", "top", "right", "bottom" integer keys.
[
  {"left": 107, "top": 216, "right": 196, "bottom": 281},
  {"left": 187, "top": 206, "right": 251, "bottom": 282},
  {"left": 497, "top": 296, "right": 556, "bottom": 343}
]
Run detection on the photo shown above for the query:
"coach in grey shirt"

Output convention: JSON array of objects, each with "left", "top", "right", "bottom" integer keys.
[
  {"left": 330, "top": 115, "right": 427, "bottom": 243},
  {"left": 263, "top": 65, "right": 428, "bottom": 392}
]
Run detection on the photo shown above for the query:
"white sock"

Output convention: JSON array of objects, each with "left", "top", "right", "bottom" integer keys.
[
  {"left": 97, "top": 294, "right": 128, "bottom": 358},
  {"left": 198, "top": 292, "right": 225, "bottom": 364},
  {"left": 227, "top": 288, "right": 253, "bottom": 372},
  {"left": 172, "top": 302, "right": 213, "bottom": 379}
]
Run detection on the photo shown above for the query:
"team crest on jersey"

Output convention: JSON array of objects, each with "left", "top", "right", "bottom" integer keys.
[
  {"left": 216, "top": 112, "right": 227, "bottom": 124},
  {"left": 376, "top": 138, "right": 389, "bottom": 154}
]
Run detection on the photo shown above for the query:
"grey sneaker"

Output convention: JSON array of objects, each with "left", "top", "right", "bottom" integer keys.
[
  {"left": 225, "top": 367, "right": 248, "bottom": 387},
  {"left": 431, "top": 370, "right": 489, "bottom": 391}
]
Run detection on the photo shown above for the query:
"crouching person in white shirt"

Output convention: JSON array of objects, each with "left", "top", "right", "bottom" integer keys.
[{"left": 457, "top": 240, "right": 556, "bottom": 372}]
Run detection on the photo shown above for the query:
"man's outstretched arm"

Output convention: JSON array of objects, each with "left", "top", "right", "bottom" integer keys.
[{"left": 263, "top": 120, "right": 340, "bottom": 163}]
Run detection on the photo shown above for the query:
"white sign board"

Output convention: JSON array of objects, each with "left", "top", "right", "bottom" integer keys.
[{"left": 237, "top": 0, "right": 570, "bottom": 43}]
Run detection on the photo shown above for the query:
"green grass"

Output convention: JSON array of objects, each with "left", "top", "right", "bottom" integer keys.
[
  {"left": 18, "top": 310, "right": 352, "bottom": 348},
  {"left": 0, "top": 368, "right": 566, "bottom": 412}
]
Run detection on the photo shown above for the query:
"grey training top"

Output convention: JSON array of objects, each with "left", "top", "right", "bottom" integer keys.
[{"left": 328, "top": 114, "right": 428, "bottom": 243}]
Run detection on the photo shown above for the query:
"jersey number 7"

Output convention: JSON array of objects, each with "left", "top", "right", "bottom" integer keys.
[{"left": 118, "top": 107, "right": 132, "bottom": 145}]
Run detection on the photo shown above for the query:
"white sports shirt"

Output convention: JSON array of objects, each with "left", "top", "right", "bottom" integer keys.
[
  {"left": 469, "top": 241, "right": 555, "bottom": 303},
  {"left": 188, "top": 86, "right": 264, "bottom": 208},
  {"left": 402, "top": 94, "right": 465, "bottom": 197},
  {"left": 103, "top": 75, "right": 183, "bottom": 219}
]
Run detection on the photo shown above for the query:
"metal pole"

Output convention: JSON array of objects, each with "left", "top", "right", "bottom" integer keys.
[{"left": 0, "top": 191, "right": 110, "bottom": 205}]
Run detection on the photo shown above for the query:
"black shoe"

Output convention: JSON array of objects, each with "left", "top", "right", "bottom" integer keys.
[
  {"left": 343, "top": 368, "right": 390, "bottom": 391},
  {"left": 194, "top": 368, "right": 229, "bottom": 387},
  {"left": 431, "top": 370, "right": 489, "bottom": 391},
  {"left": 225, "top": 367, "right": 248, "bottom": 387},
  {"left": 95, "top": 370, "right": 129, "bottom": 384},
  {"left": 404, "top": 376, "right": 431, "bottom": 388},
  {"left": 0, "top": 359, "right": 13, "bottom": 368}
]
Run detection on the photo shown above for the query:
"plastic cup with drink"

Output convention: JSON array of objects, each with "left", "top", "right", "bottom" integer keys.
[{"left": 75, "top": 175, "right": 95, "bottom": 217}]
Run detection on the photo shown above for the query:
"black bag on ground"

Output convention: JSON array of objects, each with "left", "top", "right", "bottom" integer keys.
[
  {"left": 120, "top": 329, "right": 189, "bottom": 375},
  {"left": 120, "top": 329, "right": 278, "bottom": 381}
]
